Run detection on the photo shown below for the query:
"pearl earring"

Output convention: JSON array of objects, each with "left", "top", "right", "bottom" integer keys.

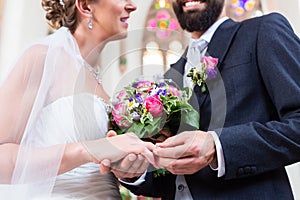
[{"left": 88, "top": 15, "right": 93, "bottom": 30}]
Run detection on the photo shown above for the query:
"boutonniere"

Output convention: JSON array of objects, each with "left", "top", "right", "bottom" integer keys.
[{"left": 187, "top": 55, "right": 218, "bottom": 93}]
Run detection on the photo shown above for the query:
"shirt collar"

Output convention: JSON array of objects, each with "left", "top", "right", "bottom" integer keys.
[{"left": 189, "top": 17, "right": 229, "bottom": 45}]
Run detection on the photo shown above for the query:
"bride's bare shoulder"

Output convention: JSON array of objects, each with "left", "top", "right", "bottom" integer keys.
[
  {"left": 20, "top": 44, "right": 49, "bottom": 64},
  {"left": 11, "top": 44, "right": 49, "bottom": 79}
]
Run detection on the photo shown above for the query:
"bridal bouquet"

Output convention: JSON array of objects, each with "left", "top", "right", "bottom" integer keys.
[
  {"left": 109, "top": 78, "right": 199, "bottom": 141},
  {"left": 109, "top": 78, "right": 199, "bottom": 177}
]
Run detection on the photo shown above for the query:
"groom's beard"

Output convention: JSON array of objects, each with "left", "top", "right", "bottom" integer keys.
[{"left": 172, "top": 0, "right": 224, "bottom": 32}]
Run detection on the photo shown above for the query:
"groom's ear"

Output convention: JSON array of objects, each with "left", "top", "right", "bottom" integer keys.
[{"left": 106, "top": 130, "right": 117, "bottom": 137}]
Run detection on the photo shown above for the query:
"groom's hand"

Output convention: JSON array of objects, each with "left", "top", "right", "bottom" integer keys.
[
  {"left": 153, "top": 130, "right": 216, "bottom": 175},
  {"left": 149, "top": 129, "right": 172, "bottom": 143},
  {"left": 100, "top": 153, "right": 149, "bottom": 179}
]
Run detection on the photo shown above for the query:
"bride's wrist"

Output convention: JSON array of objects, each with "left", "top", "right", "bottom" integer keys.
[{"left": 79, "top": 141, "right": 99, "bottom": 163}]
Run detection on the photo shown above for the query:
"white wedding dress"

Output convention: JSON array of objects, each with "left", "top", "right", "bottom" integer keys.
[
  {"left": 0, "top": 27, "right": 122, "bottom": 199},
  {"left": 32, "top": 93, "right": 121, "bottom": 200}
]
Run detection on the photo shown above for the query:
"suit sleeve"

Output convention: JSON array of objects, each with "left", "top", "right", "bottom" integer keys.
[
  {"left": 120, "top": 172, "right": 176, "bottom": 199},
  {"left": 219, "top": 13, "right": 300, "bottom": 180}
]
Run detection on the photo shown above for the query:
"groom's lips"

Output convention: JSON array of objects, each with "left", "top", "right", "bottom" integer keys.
[{"left": 182, "top": 0, "right": 206, "bottom": 9}]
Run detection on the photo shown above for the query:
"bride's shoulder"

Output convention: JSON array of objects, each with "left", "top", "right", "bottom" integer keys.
[
  {"left": 11, "top": 44, "right": 48, "bottom": 84},
  {"left": 21, "top": 44, "right": 48, "bottom": 62}
]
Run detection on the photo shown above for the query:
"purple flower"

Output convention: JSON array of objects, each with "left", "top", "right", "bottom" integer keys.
[
  {"left": 132, "top": 111, "right": 141, "bottom": 121},
  {"left": 207, "top": 68, "right": 217, "bottom": 80},
  {"left": 158, "top": 83, "right": 166, "bottom": 87},
  {"left": 157, "top": 89, "right": 167, "bottom": 96},
  {"left": 135, "top": 94, "right": 143, "bottom": 104}
]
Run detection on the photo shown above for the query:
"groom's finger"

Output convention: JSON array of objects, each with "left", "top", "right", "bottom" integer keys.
[
  {"left": 154, "top": 145, "right": 190, "bottom": 159},
  {"left": 155, "top": 157, "right": 177, "bottom": 170},
  {"left": 156, "top": 136, "right": 182, "bottom": 148},
  {"left": 157, "top": 131, "right": 198, "bottom": 148}
]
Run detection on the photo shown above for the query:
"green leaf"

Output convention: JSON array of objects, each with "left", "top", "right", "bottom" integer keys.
[
  {"left": 144, "top": 117, "right": 163, "bottom": 137},
  {"left": 153, "top": 169, "right": 169, "bottom": 178},
  {"left": 127, "top": 122, "right": 145, "bottom": 138},
  {"left": 201, "top": 85, "right": 206, "bottom": 93},
  {"left": 182, "top": 108, "right": 199, "bottom": 129}
]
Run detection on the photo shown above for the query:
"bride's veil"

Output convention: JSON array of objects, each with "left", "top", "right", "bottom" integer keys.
[{"left": 0, "top": 27, "right": 100, "bottom": 199}]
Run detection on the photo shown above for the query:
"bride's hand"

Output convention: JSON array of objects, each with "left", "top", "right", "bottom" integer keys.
[
  {"left": 82, "top": 130, "right": 155, "bottom": 165},
  {"left": 100, "top": 154, "right": 149, "bottom": 179},
  {"left": 106, "top": 131, "right": 155, "bottom": 163},
  {"left": 100, "top": 131, "right": 156, "bottom": 179}
]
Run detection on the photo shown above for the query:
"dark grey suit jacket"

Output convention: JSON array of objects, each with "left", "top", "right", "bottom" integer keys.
[{"left": 123, "top": 13, "right": 300, "bottom": 199}]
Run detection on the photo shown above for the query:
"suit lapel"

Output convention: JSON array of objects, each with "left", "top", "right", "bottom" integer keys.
[
  {"left": 167, "top": 19, "right": 241, "bottom": 110},
  {"left": 207, "top": 19, "right": 241, "bottom": 71},
  {"left": 196, "top": 19, "right": 241, "bottom": 108}
]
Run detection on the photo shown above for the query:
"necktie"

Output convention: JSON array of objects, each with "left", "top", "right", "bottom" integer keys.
[{"left": 184, "top": 39, "right": 208, "bottom": 88}]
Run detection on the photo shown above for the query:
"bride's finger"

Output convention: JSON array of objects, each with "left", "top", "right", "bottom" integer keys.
[
  {"left": 128, "top": 154, "right": 147, "bottom": 175},
  {"left": 99, "top": 159, "right": 111, "bottom": 174},
  {"left": 118, "top": 153, "right": 137, "bottom": 172},
  {"left": 106, "top": 130, "right": 117, "bottom": 137},
  {"left": 142, "top": 147, "right": 156, "bottom": 167},
  {"left": 143, "top": 141, "right": 156, "bottom": 152},
  {"left": 135, "top": 155, "right": 149, "bottom": 174}
]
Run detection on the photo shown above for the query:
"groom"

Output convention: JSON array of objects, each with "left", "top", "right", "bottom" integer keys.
[{"left": 102, "top": 0, "right": 300, "bottom": 199}]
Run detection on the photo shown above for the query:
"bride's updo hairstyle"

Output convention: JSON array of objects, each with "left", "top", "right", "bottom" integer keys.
[{"left": 42, "top": 0, "right": 77, "bottom": 33}]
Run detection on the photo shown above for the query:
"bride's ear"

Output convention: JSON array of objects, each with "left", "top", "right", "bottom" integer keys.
[{"left": 75, "top": 0, "right": 92, "bottom": 18}]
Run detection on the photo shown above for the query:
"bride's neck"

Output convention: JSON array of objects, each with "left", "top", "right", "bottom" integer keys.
[{"left": 73, "top": 31, "right": 107, "bottom": 67}]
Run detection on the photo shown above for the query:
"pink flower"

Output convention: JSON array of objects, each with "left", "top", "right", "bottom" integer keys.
[
  {"left": 116, "top": 90, "right": 128, "bottom": 101},
  {"left": 202, "top": 56, "right": 218, "bottom": 70},
  {"left": 112, "top": 102, "right": 132, "bottom": 128},
  {"left": 144, "top": 95, "right": 163, "bottom": 117},
  {"left": 136, "top": 81, "right": 153, "bottom": 89},
  {"left": 168, "top": 85, "right": 180, "bottom": 97},
  {"left": 136, "top": 81, "right": 154, "bottom": 93}
]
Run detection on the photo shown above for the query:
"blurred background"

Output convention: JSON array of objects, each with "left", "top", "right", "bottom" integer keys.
[
  {"left": 0, "top": 0, "right": 299, "bottom": 199},
  {"left": 1, "top": 0, "right": 299, "bottom": 95}
]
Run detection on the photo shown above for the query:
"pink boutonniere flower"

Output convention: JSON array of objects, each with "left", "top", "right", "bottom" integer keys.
[{"left": 187, "top": 56, "right": 218, "bottom": 93}]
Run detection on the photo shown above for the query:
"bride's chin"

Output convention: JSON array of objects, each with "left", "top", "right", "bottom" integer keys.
[{"left": 108, "top": 32, "right": 128, "bottom": 42}]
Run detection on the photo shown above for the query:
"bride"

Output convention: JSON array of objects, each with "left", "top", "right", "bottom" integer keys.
[{"left": 0, "top": 0, "right": 154, "bottom": 199}]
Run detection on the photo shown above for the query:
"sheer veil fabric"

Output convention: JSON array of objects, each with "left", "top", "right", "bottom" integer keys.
[{"left": 0, "top": 27, "right": 114, "bottom": 199}]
